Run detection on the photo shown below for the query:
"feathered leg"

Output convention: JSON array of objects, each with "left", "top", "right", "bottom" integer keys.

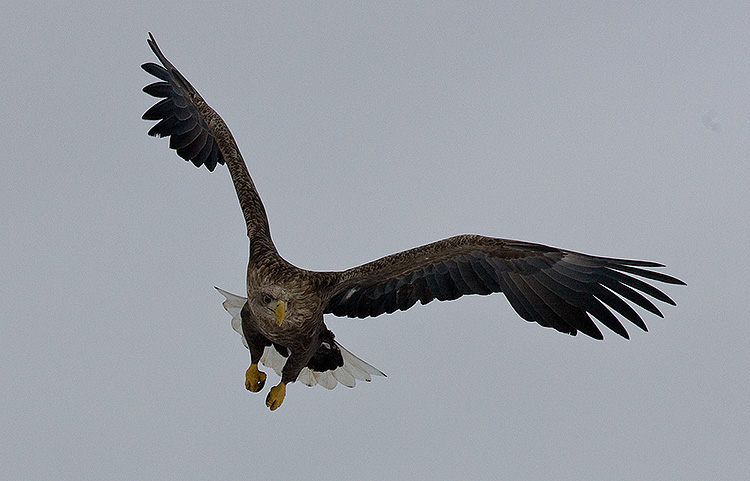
[
  {"left": 241, "top": 303, "right": 269, "bottom": 392},
  {"left": 265, "top": 339, "right": 319, "bottom": 410}
]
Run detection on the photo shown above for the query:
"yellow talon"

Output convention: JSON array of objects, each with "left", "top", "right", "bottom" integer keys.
[
  {"left": 266, "top": 382, "right": 286, "bottom": 411},
  {"left": 245, "top": 363, "right": 266, "bottom": 392}
]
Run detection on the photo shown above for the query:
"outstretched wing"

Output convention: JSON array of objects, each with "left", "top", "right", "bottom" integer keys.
[
  {"left": 324, "top": 234, "right": 685, "bottom": 340},
  {"left": 141, "top": 33, "right": 224, "bottom": 171}
]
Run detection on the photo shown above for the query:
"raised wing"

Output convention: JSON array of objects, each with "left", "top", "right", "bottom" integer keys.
[
  {"left": 142, "top": 34, "right": 274, "bottom": 243},
  {"left": 141, "top": 33, "right": 223, "bottom": 171},
  {"left": 324, "top": 234, "right": 685, "bottom": 340}
]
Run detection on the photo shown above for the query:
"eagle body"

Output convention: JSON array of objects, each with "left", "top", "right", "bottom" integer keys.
[
  {"left": 142, "top": 34, "right": 684, "bottom": 410},
  {"left": 244, "top": 258, "right": 330, "bottom": 364}
]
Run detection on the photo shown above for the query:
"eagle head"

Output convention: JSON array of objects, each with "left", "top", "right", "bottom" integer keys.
[{"left": 252, "top": 286, "right": 292, "bottom": 326}]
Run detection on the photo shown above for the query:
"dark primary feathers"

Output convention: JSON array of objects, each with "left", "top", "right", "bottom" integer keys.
[{"left": 142, "top": 34, "right": 224, "bottom": 171}]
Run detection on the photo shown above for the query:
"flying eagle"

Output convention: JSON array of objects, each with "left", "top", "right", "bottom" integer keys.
[{"left": 141, "top": 34, "right": 684, "bottom": 410}]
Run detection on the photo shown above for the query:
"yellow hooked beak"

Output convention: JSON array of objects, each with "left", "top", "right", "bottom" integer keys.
[{"left": 272, "top": 300, "right": 286, "bottom": 325}]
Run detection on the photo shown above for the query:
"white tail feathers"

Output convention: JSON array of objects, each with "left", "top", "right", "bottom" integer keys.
[
  {"left": 216, "top": 287, "right": 249, "bottom": 348},
  {"left": 215, "top": 287, "right": 385, "bottom": 389}
]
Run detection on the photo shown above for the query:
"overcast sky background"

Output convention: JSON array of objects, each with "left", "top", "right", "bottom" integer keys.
[{"left": 2, "top": 2, "right": 748, "bottom": 480}]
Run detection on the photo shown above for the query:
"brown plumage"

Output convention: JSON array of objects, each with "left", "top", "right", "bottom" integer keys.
[{"left": 141, "top": 33, "right": 685, "bottom": 410}]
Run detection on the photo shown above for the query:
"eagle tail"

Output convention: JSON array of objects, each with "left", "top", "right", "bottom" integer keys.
[
  {"left": 215, "top": 287, "right": 249, "bottom": 348},
  {"left": 215, "top": 287, "right": 385, "bottom": 390},
  {"left": 259, "top": 341, "right": 385, "bottom": 389}
]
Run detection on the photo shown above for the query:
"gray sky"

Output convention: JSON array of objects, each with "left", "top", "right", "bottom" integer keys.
[{"left": 2, "top": 2, "right": 748, "bottom": 480}]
